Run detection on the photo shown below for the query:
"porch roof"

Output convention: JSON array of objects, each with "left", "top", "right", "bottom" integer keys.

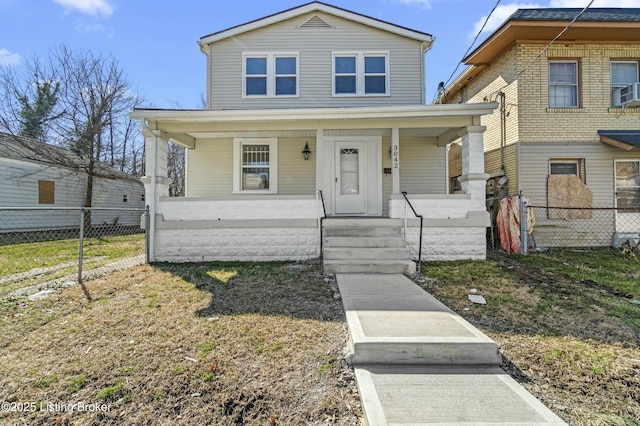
[
  {"left": 598, "top": 130, "right": 640, "bottom": 151},
  {"left": 130, "top": 103, "right": 497, "bottom": 148}
]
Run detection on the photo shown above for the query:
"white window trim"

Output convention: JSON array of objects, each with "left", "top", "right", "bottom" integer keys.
[
  {"left": 242, "top": 52, "right": 299, "bottom": 98},
  {"left": 332, "top": 51, "right": 390, "bottom": 97},
  {"left": 233, "top": 138, "right": 278, "bottom": 194},
  {"left": 548, "top": 60, "right": 579, "bottom": 108},
  {"left": 614, "top": 159, "right": 640, "bottom": 210},
  {"left": 611, "top": 61, "right": 639, "bottom": 89},
  {"left": 610, "top": 61, "right": 639, "bottom": 106}
]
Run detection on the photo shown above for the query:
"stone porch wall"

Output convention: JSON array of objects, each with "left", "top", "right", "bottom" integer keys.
[
  {"left": 389, "top": 194, "right": 490, "bottom": 261},
  {"left": 152, "top": 196, "right": 321, "bottom": 262}
]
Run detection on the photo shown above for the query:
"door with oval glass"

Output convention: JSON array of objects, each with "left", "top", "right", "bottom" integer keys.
[{"left": 335, "top": 141, "right": 366, "bottom": 214}]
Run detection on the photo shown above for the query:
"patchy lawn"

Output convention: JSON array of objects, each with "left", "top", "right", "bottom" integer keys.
[
  {"left": 1, "top": 248, "right": 638, "bottom": 425},
  {"left": 417, "top": 249, "right": 640, "bottom": 425},
  {"left": 0, "top": 261, "right": 362, "bottom": 425}
]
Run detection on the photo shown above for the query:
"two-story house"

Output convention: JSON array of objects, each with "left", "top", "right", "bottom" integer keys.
[
  {"left": 444, "top": 8, "right": 640, "bottom": 248},
  {"left": 131, "top": 1, "right": 497, "bottom": 267}
]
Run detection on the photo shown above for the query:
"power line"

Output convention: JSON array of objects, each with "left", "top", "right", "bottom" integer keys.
[
  {"left": 434, "top": 0, "right": 502, "bottom": 102},
  {"left": 478, "top": 0, "right": 596, "bottom": 103},
  {"left": 513, "top": 0, "right": 595, "bottom": 82}
]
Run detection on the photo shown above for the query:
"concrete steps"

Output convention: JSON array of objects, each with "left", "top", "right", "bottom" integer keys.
[{"left": 322, "top": 219, "right": 416, "bottom": 275}]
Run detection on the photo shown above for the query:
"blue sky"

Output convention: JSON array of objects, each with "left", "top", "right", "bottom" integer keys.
[{"left": 1, "top": 0, "right": 636, "bottom": 109}]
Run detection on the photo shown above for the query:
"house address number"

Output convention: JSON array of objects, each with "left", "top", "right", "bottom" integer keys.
[{"left": 392, "top": 144, "right": 399, "bottom": 169}]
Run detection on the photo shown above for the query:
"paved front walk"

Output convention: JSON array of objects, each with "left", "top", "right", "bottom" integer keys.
[{"left": 336, "top": 273, "right": 567, "bottom": 425}]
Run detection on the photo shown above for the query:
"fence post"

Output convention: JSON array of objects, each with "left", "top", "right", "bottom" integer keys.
[
  {"left": 520, "top": 195, "right": 529, "bottom": 255},
  {"left": 78, "top": 208, "right": 85, "bottom": 283}
]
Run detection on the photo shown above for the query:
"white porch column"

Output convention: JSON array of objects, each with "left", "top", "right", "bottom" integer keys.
[
  {"left": 458, "top": 126, "right": 489, "bottom": 205},
  {"left": 141, "top": 130, "right": 172, "bottom": 261},
  {"left": 391, "top": 127, "right": 400, "bottom": 194},
  {"left": 315, "top": 129, "right": 324, "bottom": 192}
]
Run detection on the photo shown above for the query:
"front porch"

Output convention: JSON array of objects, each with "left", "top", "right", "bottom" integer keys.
[{"left": 131, "top": 103, "right": 496, "bottom": 264}]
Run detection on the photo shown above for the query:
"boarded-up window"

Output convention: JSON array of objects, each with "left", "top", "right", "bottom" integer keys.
[
  {"left": 38, "top": 180, "right": 55, "bottom": 204},
  {"left": 547, "top": 174, "right": 592, "bottom": 219}
]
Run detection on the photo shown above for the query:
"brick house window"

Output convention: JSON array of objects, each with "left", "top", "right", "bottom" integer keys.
[
  {"left": 611, "top": 61, "right": 639, "bottom": 106},
  {"left": 549, "top": 61, "right": 579, "bottom": 107}
]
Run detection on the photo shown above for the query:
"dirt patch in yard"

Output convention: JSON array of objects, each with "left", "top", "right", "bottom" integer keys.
[{"left": 0, "top": 261, "right": 362, "bottom": 425}]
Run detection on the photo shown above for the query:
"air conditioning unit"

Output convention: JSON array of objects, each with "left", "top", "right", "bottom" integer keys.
[{"left": 613, "top": 82, "right": 640, "bottom": 108}]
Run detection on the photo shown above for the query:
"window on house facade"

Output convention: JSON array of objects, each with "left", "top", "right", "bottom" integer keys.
[
  {"left": 243, "top": 53, "right": 298, "bottom": 97},
  {"left": 123, "top": 194, "right": 128, "bottom": 203},
  {"left": 615, "top": 160, "right": 640, "bottom": 209},
  {"left": 549, "top": 159, "right": 585, "bottom": 182},
  {"left": 611, "top": 61, "right": 639, "bottom": 105},
  {"left": 38, "top": 180, "right": 55, "bottom": 204},
  {"left": 233, "top": 138, "right": 278, "bottom": 193},
  {"left": 333, "top": 52, "right": 388, "bottom": 96},
  {"left": 549, "top": 61, "right": 579, "bottom": 107}
]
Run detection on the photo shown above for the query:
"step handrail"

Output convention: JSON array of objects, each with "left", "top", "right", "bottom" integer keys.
[
  {"left": 316, "top": 190, "right": 327, "bottom": 259},
  {"left": 401, "top": 191, "right": 423, "bottom": 272}
]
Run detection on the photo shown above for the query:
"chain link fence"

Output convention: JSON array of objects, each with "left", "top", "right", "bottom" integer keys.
[
  {"left": 0, "top": 207, "right": 148, "bottom": 299},
  {"left": 487, "top": 194, "right": 640, "bottom": 254}
]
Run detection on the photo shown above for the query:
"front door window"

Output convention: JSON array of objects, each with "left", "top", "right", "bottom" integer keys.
[{"left": 340, "top": 148, "right": 360, "bottom": 195}]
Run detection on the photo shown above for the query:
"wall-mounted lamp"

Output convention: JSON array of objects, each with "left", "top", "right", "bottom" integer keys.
[{"left": 302, "top": 142, "right": 311, "bottom": 160}]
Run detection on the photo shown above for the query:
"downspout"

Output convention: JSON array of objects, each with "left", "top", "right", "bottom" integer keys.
[
  {"left": 498, "top": 91, "right": 506, "bottom": 174},
  {"left": 140, "top": 118, "right": 157, "bottom": 262}
]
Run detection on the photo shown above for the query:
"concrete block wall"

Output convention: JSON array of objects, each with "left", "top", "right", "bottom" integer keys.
[
  {"left": 389, "top": 195, "right": 490, "bottom": 261},
  {"left": 151, "top": 196, "right": 321, "bottom": 262},
  {"left": 154, "top": 226, "right": 320, "bottom": 262}
]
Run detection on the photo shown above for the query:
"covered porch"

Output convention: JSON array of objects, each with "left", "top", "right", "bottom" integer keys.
[{"left": 130, "top": 103, "right": 497, "bottom": 263}]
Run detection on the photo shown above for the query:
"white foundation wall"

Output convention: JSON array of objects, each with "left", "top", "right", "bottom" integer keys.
[
  {"left": 152, "top": 196, "right": 321, "bottom": 262},
  {"left": 389, "top": 194, "right": 489, "bottom": 261},
  {"left": 158, "top": 196, "right": 320, "bottom": 220},
  {"left": 154, "top": 226, "right": 320, "bottom": 262}
]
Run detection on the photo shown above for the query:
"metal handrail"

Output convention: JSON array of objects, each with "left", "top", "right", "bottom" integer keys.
[
  {"left": 401, "top": 191, "right": 423, "bottom": 272},
  {"left": 317, "top": 190, "right": 327, "bottom": 259}
]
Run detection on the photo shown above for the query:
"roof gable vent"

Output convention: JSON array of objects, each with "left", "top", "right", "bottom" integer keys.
[{"left": 299, "top": 15, "right": 333, "bottom": 29}]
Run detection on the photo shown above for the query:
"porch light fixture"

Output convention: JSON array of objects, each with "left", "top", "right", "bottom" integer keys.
[{"left": 302, "top": 142, "right": 311, "bottom": 160}]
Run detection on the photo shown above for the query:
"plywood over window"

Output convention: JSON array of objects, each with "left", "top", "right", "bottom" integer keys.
[
  {"left": 548, "top": 174, "right": 592, "bottom": 219},
  {"left": 38, "top": 180, "right": 55, "bottom": 204}
]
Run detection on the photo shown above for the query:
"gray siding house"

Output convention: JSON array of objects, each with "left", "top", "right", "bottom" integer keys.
[
  {"left": 0, "top": 133, "right": 145, "bottom": 231},
  {"left": 131, "top": 2, "right": 497, "bottom": 266}
]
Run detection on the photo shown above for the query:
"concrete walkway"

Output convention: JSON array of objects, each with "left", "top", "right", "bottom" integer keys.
[{"left": 337, "top": 273, "right": 567, "bottom": 425}]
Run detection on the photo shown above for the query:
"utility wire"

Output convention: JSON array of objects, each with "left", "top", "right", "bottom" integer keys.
[
  {"left": 513, "top": 0, "right": 595, "bottom": 81},
  {"left": 434, "top": 0, "right": 502, "bottom": 102},
  {"left": 475, "top": 0, "right": 596, "bottom": 104}
]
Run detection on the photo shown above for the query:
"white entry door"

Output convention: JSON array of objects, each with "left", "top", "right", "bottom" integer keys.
[{"left": 335, "top": 141, "right": 366, "bottom": 214}]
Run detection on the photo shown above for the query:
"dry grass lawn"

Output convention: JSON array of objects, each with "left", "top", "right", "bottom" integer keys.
[{"left": 0, "top": 261, "right": 362, "bottom": 425}]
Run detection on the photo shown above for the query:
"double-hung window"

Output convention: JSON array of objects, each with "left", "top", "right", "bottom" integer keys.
[
  {"left": 333, "top": 52, "right": 389, "bottom": 96},
  {"left": 549, "top": 60, "right": 579, "bottom": 107},
  {"left": 615, "top": 160, "right": 640, "bottom": 210},
  {"left": 243, "top": 53, "right": 298, "bottom": 97},
  {"left": 611, "top": 61, "right": 639, "bottom": 106},
  {"left": 233, "top": 138, "right": 278, "bottom": 193}
]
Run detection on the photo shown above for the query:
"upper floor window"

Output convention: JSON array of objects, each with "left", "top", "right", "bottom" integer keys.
[
  {"left": 243, "top": 53, "right": 298, "bottom": 97},
  {"left": 611, "top": 61, "right": 639, "bottom": 105},
  {"left": 549, "top": 61, "right": 579, "bottom": 108},
  {"left": 333, "top": 52, "right": 389, "bottom": 96}
]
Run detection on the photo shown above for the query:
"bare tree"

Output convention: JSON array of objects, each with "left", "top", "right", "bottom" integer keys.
[{"left": 0, "top": 46, "right": 144, "bottom": 222}]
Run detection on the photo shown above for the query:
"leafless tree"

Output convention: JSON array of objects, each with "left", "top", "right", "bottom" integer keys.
[{"left": 0, "top": 46, "right": 144, "bottom": 219}]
